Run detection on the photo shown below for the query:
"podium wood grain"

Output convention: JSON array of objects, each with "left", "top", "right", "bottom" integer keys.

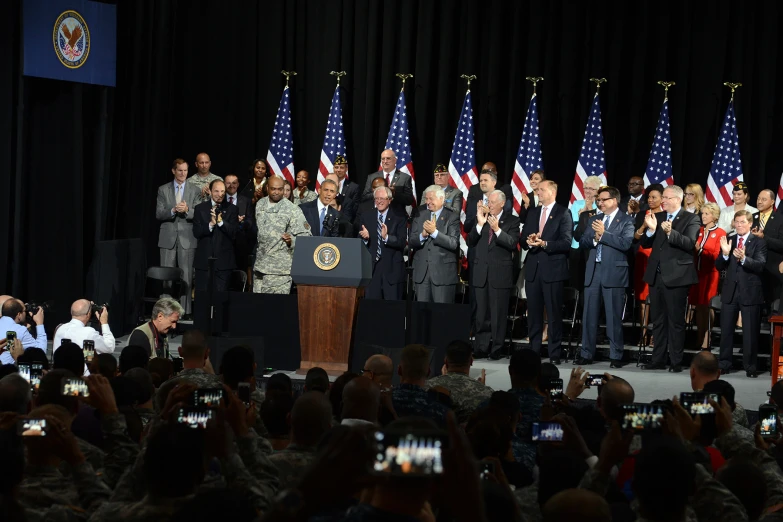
[
  {"left": 770, "top": 315, "right": 783, "bottom": 387},
  {"left": 297, "top": 284, "right": 364, "bottom": 373}
]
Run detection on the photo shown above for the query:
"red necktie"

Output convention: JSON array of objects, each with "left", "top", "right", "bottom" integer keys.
[
  {"left": 738, "top": 236, "right": 744, "bottom": 249},
  {"left": 488, "top": 226, "right": 495, "bottom": 244}
]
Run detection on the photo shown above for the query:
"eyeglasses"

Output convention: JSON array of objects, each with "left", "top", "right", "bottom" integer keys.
[{"left": 596, "top": 197, "right": 615, "bottom": 203}]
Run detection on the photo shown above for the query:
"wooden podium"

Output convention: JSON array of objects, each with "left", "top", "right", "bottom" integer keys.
[
  {"left": 291, "top": 237, "right": 372, "bottom": 374},
  {"left": 770, "top": 315, "right": 783, "bottom": 387}
]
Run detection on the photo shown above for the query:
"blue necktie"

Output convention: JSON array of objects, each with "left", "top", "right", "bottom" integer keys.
[
  {"left": 376, "top": 213, "right": 383, "bottom": 261},
  {"left": 667, "top": 214, "right": 673, "bottom": 222},
  {"left": 596, "top": 215, "right": 610, "bottom": 262},
  {"left": 319, "top": 207, "right": 326, "bottom": 236}
]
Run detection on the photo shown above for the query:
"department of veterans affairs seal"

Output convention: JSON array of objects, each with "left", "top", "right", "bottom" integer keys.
[
  {"left": 53, "top": 11, "right": 90, "bottom": 69},
  {"left": 313, "top": 243, "right": 340, "bottom": 271}
]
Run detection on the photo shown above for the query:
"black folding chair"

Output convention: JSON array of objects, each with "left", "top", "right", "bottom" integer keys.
[
  {"left": 561, "top": 287, "right": 581, "bottom": 361},
  {"left": 141, "top": 266, "right": 185, "bottom": 321},
  {"left": 707, "top": 295, "right": 722, "bottom": 351}
]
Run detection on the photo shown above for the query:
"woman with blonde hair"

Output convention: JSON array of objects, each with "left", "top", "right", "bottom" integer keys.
[
  {"left": 684, "top": 183, "right": 705, "bottom": 215},
  {"left": 689, "top": 202, "right": 726, "bottom": 348}
]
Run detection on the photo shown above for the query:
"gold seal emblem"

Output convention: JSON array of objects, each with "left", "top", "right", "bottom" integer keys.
[{"left": 313, "top": 243, "right": 340, "bottom": 270}]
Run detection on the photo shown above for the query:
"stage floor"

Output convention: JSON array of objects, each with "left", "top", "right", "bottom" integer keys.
[{"left": 109, "top": 328, "right": 772, "bottom": 414}]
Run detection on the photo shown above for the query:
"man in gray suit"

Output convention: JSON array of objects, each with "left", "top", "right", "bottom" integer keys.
[
  {"left": 417, "top": 163, "right": 462, "bottom": 216},
  {"left": 156, "top": 158, "right": 200, "bottom": 316},
  {"left": 410, "top": 185, "right": 461, "bottom": 303}
]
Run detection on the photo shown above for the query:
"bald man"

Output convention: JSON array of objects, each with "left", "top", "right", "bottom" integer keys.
[
  {"left": 362, "top": 149, "right": 414, "bottom": 210},
  {"left": 187, "top": 152, "right": 223, "bottom": 203},
  {"left": 53, "top": 299, "right": 115, "bottom": 355},
  {"left": 363, "top": 354, "right": 394, "bottom": 390}
]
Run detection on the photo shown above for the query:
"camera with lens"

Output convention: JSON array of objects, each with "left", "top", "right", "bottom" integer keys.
[
  {"left": 24, "top": 302, "right": 51, "bottom": 316},
  {"left": 91, "top": 302, "right": 109, "bottom": 315}
]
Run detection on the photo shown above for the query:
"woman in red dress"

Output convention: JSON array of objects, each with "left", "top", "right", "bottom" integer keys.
[
  {"left": 689, "top": 202, "right": 725, "bottom": 349},
  {"left": 632, "top": 184, "right": 664, "bottom": 326}
]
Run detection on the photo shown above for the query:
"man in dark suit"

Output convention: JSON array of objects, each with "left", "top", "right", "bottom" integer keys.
[
  {"left": 716, "top": 210, "right": 767, "bottom": 377},
  {"left": 521, "top": 180, "right": 573, "bottom": 364},
  {"left": 469, "top": 190, "right": 519, "bottom": 360},
  {"left": 464, "top": 163, "right": 513, "bottom": 229},
  {"left": 192, "top": 180, "right": 238, "bottom": 298},
  {"left": 224, "top": 174, "right": 257, "bottom": 276},
  {"left": 410, "top": 185, "right": 461, "bottom": 303},
  {"left": 751, "top": 189, "right": 783, "bottom": 305},
  {"left": 358, "top": 186, "right": 406, "bottom": 300},
  {"left": 619, "top": 176, "right": 648, "bottom": 217},
  {"left": 354, "top": 176, "right": 407, "bottom": 235},
  {"left": 332, "top": 155, "right": 360, "bottom": 222},
  {"left": 362, "top": 149, "right": 414, "bottom": 211},
  {"left": 576, "top": 187, "right": 635, "bottom": 367},
  {"left": 299, "top": 179, "right": 341, "bottom": 238},
  {"left": 640, "top": 185, "right": 700, "bottom": 373}
]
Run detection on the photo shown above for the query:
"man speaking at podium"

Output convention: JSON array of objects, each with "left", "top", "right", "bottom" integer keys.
[
  {"left": 301, "top": 179, "right": 341, "bottom": 238},
  {"left": 410, "top": 185, "right": 461, "bottom": 303}
]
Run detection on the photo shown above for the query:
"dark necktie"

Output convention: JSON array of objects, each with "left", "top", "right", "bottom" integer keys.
[
  {"left": 488, "top": 225, "right": 495, "bottom": 244},
  {"left": 596, "top": 215, "right": 610, "bottom": 262},
  {"left": 376, "top": 214, "right": 383, "bottom": 261},
  {"left": 229, "top": 196, "right": 234, "bottom": 204}
]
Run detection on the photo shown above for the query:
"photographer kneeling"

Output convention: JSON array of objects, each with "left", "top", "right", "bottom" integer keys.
[{"left": 53, "top": 299, "right": 115, "bottom": 355}]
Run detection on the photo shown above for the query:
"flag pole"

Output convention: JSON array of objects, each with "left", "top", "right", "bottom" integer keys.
[
  {"left": 525, "top": 76, "right": 544, "bottom": 94},
  {"left": 724, "top": 82, "right": 742, "bottom": 103},
  {"left": 396, "top": 73, "right": 413, "bottom": 92},
  {"left": 460, "top": 74, "right": 477, "bottom": 93},
  {"left": 330, "top": 70, "right": 347, "bottom": 86},
  {"left": 589, "top": 77, "right": 607, "bottom": 94},
  {"left": 281, "top": 70, "right": 297, "bottom": 88},
  {"left": 657, "top": 81, "right": 675, "bottom": 101}
]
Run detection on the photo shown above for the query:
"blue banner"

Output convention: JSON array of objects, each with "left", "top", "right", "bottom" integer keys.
[{"left": 23, "top": 0, "right": 116, "bottom": 87}]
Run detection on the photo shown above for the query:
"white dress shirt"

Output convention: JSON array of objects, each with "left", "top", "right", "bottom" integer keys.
[
  {"left": 476, "top": 210, "right": 504, "bottom": 237},
  {"left": 53, "top": 318, "right": 116, "bottom": 354},
  {"left": 593, "top": 208, "right": 619, "bottom": 246},
  {"left": 722, "top": 231, "right": 750, "bottom": 265},
  {"left": 0, "top": 316, "right": 47, "bottom": 365},
  {"left": 420, "top": 207, "right": 443, "bottom": 241}
]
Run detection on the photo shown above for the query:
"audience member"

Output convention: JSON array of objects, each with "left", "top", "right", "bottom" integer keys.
[
  {"left": 328, "top": 371, "right": 358, "bottom": 422},
  {"left": 0, "top": 373, "right": 31, "bottom": 414},
  {"left": 176, "top": 330, "right": 220, "bottom": 387},
  {"left": 392, "top": 344, "right": 450, "bottom": 427},
  {"left": 16, "top": 346, "right": 49, "bottom": 369},
  {"left": 53, "top": 342, "right": 85, "bottom": 376},
  {"left": 689, "top": 351, "right": 720, "bottom": 391},
  {"left": 304, "top": 367, "right": 330, "bottom": 393},
  {"left": 266, "top": 372, "right": 293, "bottom": 395},
  {"left": 261, "top": 390, "right": 295, "bottom": 451},
  {"left": 542, "top": 489, "right": 610, "bottom": 522},
  {"left": 127, "top": 297, "right": 183, "bottom": 358},
  {"left": 269, "top": 391, "right": 333, "bottom": 488},
  {"left": 123, "top": 367, "right": 157, "bottom": 429},
  {"left": 427, "top": 340, "right": 493, "bottom": 423},
  {"left": 90, "top": 353, "right": 119, "bottom": 378},
  {"left": 341, "top": 376, "right": 381, "bottom": 426},
  {"left": 362, "top": 354, "right": 394, "bottom": 391},
  {"left": 0, "top": 299, "right": 47, "bottom": 365},
  {"left": 148, "top": 356, "right": 174, "bottom": 387},
  {"left": 119, "top": 345, "right": 150, "bottom": 375},
  {"left": 506, "top": 349, "right": 545, "bottom": 471}
]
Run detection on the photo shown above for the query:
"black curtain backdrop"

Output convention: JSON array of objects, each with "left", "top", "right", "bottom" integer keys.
[{"left": 3, "top": 0, "right": 783, "bottom": 324}]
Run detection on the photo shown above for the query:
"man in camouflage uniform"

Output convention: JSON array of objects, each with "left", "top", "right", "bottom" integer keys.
[
  {"left": 391, "top": 344, "right": 451, "bottom": 428},
  {"left": 268, "top": 392, "right": 332, "bottom": 488},
  {"left": 254, "top": 176, "right": 312, "bottom": 294},
  {"left": 426, "top": 340, "right": 492, "bottom": 424},
  {"left": 175, "top": 330, "right": 222, "bottom": 388},
  {"left": 187, "top": 152, "right": 223, "bottom": 203}
]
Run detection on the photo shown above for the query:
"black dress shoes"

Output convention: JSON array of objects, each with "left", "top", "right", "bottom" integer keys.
[
  {"left": 573, "top": 357, "right": 593, "bottom": 365},
  {"left": 746, "top": 371, "right": 758, "bottom": 378},
  {"left": 642, "top": 363, "right": 666, "bottom": 370},
  {"left": 610, "top": 359, "right": 627, "bottom": 369},
  {"left": 669, "top": 365, "right": 683, "bottom": 373},
  {"left": 550, "top": 358, "right": 562, "bottom": 365},
  {"left": 489, "top": 351, "right": 504, "bottom": 361},
  {"left": 473, "top": 351, "right": 489, "bottom": 360}
]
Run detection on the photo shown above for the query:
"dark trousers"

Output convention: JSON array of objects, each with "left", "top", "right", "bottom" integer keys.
[
  {"left": 195, "top": 268, "right": 230, "bottom": 304},
  {"left": 649, "top": 274, "right": 689, "bottom": 367},
  {"left": 581, "top": 264, "right": 625, "bottom": 361},
  {"left": 719, "top": 300, "right": 760, "bottom": 372},
  {"left": 366, "top": 263, "right": 403, "bottom": 300},
  {"left": 527, "top": 277, "right": 564, "bottom": 359},
  {"left": 472, "top": 281, "right": 511, "bottom": 354}
]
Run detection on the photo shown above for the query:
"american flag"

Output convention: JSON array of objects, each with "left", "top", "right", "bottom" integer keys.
[
  {"left": 448, "top": 91, "right": 477, "bottom": 256},
  {"left": 383, "top": 90, "right": 417, "bottom": 203},
  {"left": 570, "top": 93, "right": 607, "bottom": 206},
  {"left": 706, "top": 101, "right": 743, "bottom": 209},
  {"left": 266, "top": 86, "right": 295, "bottom": 185},
  {"left": 643, "top": 99, "right": 673, "bottom": 187},
  {"left": 776, "top": 171, "right": 783, "bottom": 209},
  {"left": 511, "top": 93, "right": 544, "bottom": 216},
  {"left": 316, "top": 87, "right": 346, "bottom": 190}
]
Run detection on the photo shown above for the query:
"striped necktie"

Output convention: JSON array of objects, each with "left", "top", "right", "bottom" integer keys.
[{"left": 376, "top": 213, "right": 383, "bottom": 261}]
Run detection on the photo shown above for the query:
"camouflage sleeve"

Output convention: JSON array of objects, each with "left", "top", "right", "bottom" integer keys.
[
  {"left": 288, "top": 205, "right": 312, "bottom": 250},
  {"left": 689, "top": 463, "right": 748, "bottom": 522},
  {"left": 717, "top": 428, "right": 783, "bottom": 515},
  {"left": 107, "top": 452, "right": 147, "bottom": 503},
  {"left": 222, "top": 448, "right": 276, "bottom": 513},
  {"left": 234, "top": 432, "right": 280, "bottom": 503},
  {"left": 100, "top": 413, "right": 140, "bottom": 489},
  {"left": 25, "top": 506, "right": 86, "bottom": 522},
  {"left": 578, "top": 467, "right": 611, "bottom": 497},
  {"left": 71, "top": 461, "right": 112, "bottom": 514},
  {"left": 87, "top": 502, "right": 131, "bottom": 522}
]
